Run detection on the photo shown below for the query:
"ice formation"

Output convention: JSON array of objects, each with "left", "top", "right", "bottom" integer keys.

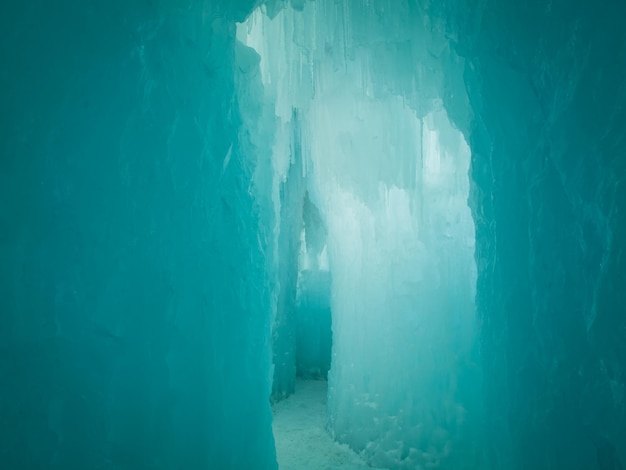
[
  {"left": 0, "top": 2, "right": 277, "bottom": 468},
  {"left": 2, "top": 0, "right": 625, "bottom": 469},
  {"left": 238, "top": 4, "right": 479, "bottom": 468},
  {"left": 236, "top": 1, "right": 626, "bottom": 468}
]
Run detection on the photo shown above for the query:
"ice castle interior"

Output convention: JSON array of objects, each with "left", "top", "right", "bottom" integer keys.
[{"left": 1, "top": 1, "right": 625, "bottom": 469}]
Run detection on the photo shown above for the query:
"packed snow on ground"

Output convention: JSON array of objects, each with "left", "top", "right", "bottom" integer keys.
[{"left": 272, "top": 380, "right": 386, "bottom": 470}]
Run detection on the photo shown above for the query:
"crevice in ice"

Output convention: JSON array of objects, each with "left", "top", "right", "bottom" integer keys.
[
  {"left": 296, "top": 192, "right": 332, "bottom": 381},
  {"left": 238, "top": 3, "right": 481, "bottom": 468}
]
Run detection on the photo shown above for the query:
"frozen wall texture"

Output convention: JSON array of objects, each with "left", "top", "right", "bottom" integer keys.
[
  {"left": 436, "top": 0, "right": 626, "bottom": 468},
  {"left": 269, "top": 110, "right": 306, "bottom": 401},
  {"left": 0, "top": 1, "right": 278, "bottom": 469}
]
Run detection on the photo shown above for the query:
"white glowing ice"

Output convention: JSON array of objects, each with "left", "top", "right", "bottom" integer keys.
[{"left": 239, "top": 4, "right": 480, "bottom": 467}]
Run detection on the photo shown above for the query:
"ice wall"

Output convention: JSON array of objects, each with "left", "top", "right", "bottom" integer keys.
[
  {"left": 237, "top": 12, "right": 306, "bottom": 402},
  {"left": 316, "top": 102, "right": 480, "bottom": 470},
  {"left": 433, "top": 0, "right": 626, "bottom": 468},
  {"left": 0, "top": 1, "right": 278, "bottom": 468},
  {"left": 269, "top": 110, "right": 307, "bottom": 401}
]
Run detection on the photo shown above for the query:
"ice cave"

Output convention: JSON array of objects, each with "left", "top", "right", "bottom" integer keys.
[{"left": 1, "top": 1, "right": 625, "bottom": 469}]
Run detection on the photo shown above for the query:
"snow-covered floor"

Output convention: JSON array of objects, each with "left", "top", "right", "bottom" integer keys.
[{"left": 272, "top": 379, "right": 380, "bottom": 470}]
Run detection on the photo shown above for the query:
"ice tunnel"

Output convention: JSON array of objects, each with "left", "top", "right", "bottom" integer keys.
[{"left": 1, "top": 1, "right": 626, "bottom": 470}]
